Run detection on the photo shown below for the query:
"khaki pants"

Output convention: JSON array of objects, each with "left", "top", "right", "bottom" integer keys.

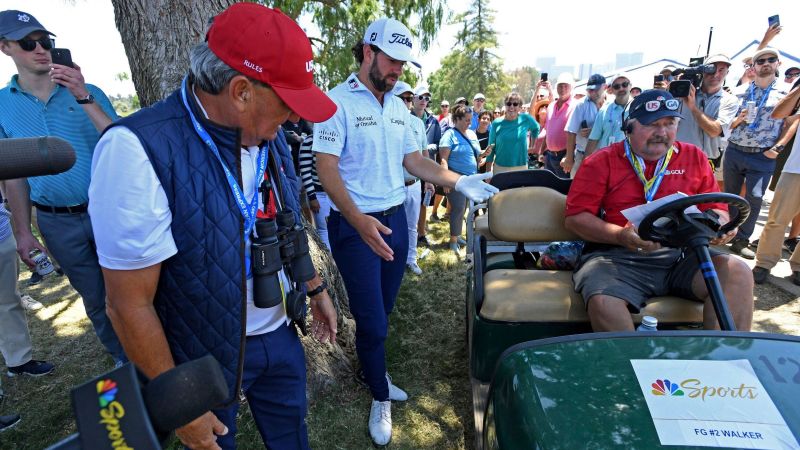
[
  {"left": 755, "top": 172, "right": 800, "bottom": 271},
  {"left": 492, "top": 164, "right": 527, "bottom": 175},
  {"left": 0, "top": 235, "right": 33, "bottom": 369}
]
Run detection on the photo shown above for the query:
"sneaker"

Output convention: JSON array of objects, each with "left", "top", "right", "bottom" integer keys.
[
  {"left": 418, "top": 248, "right": 431, "bottom": 260},
  {"left": 748, "top": 239, "right": 759, "bottom": 250},
  {"left": 355, "top": 369, "right": 407, "bottom": 402},
  {"left": 368, "top": 400, "right": 392, "bottom": 446},
  {"left": 27, "top": 271, "right": 42, "bottom": 286},
  {"left": 0, "top": 414, "right": 21, "bottom": 433},
  {"left": 429, "top": 214, "right": 440, "bottom": 223},
  {"left": 449, "top": 242, "right": 461, "bottom": 255},
  {"left": 752, "top": 266, "right": 769, "bottom": 284},
  {"left": 417, "top": 235, "right": 430, "bottom": 248},
  {"left": 406, "top": 262, "right": 422, "bottom": 275},
  {"left": 7, "top": 360, "right": 55, "bottom": 377},
  {"left": 19, "top": 294, "right": 43, "bottom": 311},
  {"left": 784, "top": 238, "right": 800, "bottom": 253},
  {"left": 456, "top": 237, "right": 467, "bottom": 246},
  {"left": 386, "top": 373, "right": 408, "bottom": 402},
  {"left": 730, "top": 239, "right": 755, "bottom": 259}
]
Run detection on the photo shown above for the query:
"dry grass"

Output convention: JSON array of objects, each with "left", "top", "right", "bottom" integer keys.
[{"left": 3, "top": 214, "right": 799, "bottom": 449}]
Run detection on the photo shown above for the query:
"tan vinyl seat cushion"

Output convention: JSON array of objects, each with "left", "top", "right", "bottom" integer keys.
[
  {"left": 480, "top": 269, "right": 703, "bottom": 323},
  {"left": 488, "top": 187, "right": 580, "bottom": 242},
  {"left": 474, "top": 214, "right": 498, "bottom": 241}
]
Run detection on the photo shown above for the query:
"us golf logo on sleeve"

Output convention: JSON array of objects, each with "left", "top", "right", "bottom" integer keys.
[{"left": 630, "top": 359, "right": 799, "bottom": 449}]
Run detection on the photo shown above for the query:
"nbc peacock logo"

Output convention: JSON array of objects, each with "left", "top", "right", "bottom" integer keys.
[
  {"left": 96, "top": 379, "right": 118, "bottom": 408},
  {"left": 651, "top": 379, "right": 684, "bottom": 396}
]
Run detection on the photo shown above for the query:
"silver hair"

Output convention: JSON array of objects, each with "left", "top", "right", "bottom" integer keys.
[{"left": 188, "top": 42, "right": 242, "bottom": 95}]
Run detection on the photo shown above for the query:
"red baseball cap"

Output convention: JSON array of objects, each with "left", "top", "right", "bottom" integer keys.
[{"left": 206, "top": 3, "right": 336, "bottom": 122}]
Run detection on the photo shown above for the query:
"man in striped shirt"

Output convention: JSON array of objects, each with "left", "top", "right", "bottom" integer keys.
[{"left": 0, "top": 10, "right": 124, "bottom": 365}]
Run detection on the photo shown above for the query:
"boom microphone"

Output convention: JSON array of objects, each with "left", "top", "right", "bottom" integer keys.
[
  {"left": 0, "top": 136, "right": 76, "bottom": 180},
  {"left": 45, "top": 355, "right": 229, "bottom": 450}
]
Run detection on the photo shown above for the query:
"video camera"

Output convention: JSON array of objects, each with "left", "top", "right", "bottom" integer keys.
[{"left": 669, "top": 57, "right": 715, "bottom": 97}]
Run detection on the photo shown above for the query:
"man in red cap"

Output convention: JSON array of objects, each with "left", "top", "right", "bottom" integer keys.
[{"left": 88, "top": 4, "right": 338, "bottom": 449}]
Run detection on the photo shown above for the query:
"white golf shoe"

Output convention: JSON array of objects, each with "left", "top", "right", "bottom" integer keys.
[{"left": 369, "top": 400, "right": 392, "bottom": 446}]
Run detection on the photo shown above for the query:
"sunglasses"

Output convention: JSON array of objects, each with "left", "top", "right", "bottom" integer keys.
[
  {"left": 755, "top": 56, "right": 778, "bottom": 65},
  {"left": 743, "top": 64, "right": 752, "bottom": 70},
  {"left": 474, "top": 98, "right": 485, "bottom": 102},
  {"left": 787, "top": 72, "right": 800, "bottom": 78},
  {"left": 506, "top": 102, "right": 520, "bottom": 107},
  {"left": 17, "top": 37, "right": 54, "bottom": 51},
  {"left": 417, "top": 95, "right": 431, "bottom": 101},
  {"left": 440, "top": 104, "right": 449, "bottom": 108},
  {"left": 612, "top": 81, "right": 630, "bottom": 90},
  {"left": 399, "top": 95, "right": 413, "bottom": 102}
]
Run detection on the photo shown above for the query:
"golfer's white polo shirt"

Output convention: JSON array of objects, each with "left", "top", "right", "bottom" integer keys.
[{"left": 313, "top": 73, "right": 419, "bottom": 213}]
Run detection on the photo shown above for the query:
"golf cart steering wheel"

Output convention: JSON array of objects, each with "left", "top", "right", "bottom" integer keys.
[{"left": 638, "top": 193, "right": 750, "bottom": 249}]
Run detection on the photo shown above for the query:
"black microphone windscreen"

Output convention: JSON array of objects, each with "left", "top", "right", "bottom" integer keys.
[
  {"left": 143, "top": 355, "right": 229, "bottom": 433},
  {"left": 0, "top": 136, "right": 76, "bottom": 180}
]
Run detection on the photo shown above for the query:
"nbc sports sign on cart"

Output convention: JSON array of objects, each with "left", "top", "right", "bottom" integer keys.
[{"left": 631, "top": 359, "right": 799, "bottom": 449}]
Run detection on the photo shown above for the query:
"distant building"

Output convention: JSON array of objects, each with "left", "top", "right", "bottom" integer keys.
[{"left": 615, "top": 52, "right": 643, "bottom": 70}]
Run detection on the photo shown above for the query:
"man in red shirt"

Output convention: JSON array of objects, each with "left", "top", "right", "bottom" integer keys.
[{"left": 565, "top": 90, "right": 754, "bottom": 332}]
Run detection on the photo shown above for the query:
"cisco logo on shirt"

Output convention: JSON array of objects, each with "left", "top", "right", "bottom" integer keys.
[{"left": 317, "top": 129, "right": 339, "bottom": 143}]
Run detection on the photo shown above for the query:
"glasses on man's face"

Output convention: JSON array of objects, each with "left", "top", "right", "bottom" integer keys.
[
  {"left": 17, "top": 37, "right": 54, "bottom": 52},
  {"left": 787, "top": 72, "right": 800, "bottom": 79},
  {"left": 506, "top": 102, "right": 520, "bottom": 107},
  {"left": 612, "top": 81, "right": 630, "bottom": 90},
  {"left": 755, "top": 56, "right": 778, "bottom": 66},
  {"left": 417, "top": 95, "right": 431, "bottom": 102},
  {"left": 440, "top": 104, "right": 448, "bottom": 108},
  {"left": 475, "top": 98, "right": 485, "bottom": 102},
  {"left": 743, "top": 64, "right": 752, "bottom": 70},
  {"left": 400, "top": 95, "right": 413, "bottom": 103}
]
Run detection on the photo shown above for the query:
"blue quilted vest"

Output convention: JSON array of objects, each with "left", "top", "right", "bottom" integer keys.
[{"left": 106, "top": 87, "right": 302, "bottom": 403}]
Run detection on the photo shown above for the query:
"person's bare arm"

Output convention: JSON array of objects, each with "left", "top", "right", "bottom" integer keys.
[
  {"left": 50, "top": 63, "right": 113, "bottom": 132},
  {"left": 4, "top": 178, "right": 45, "bottom": 267},
  {"left": 103, "top": 264, "right": 227, "bottom": 449},
  {"left": 565, "top": 212, "right": 660, "bottom": 252},
  {"left": 758, "top": 24, "right": 781, "bottom": 51},
  {"left": 584, "top": 139, "right": 599, "bottom": 156},
  {"left": 772, "top": 85, "right": 800, "bottom": 119},
  {"left": 316, "top": 153, "right": 394, "bottom": 260},
  {"left": 562, "top": 132, "right": 577, "bottom": 173}
]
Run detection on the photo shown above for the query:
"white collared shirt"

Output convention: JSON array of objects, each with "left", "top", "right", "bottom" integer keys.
[{"left": 313, "top": 73, "right": 420, "bottom": 213}]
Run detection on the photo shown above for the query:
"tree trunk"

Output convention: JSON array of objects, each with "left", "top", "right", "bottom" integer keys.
[
  {"left": 110, "top": 0, "right": 235, "bottom": 106},
  {"left": 109, "top": 0, "right": 358, "bottom": 399}
]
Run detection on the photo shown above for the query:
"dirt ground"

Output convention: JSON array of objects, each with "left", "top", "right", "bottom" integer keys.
[{"left": 752, "top": 282, "right": 800, "bottom": 335}]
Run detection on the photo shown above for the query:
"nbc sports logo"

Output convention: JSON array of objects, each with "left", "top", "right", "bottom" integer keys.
[
  {"left": 651, "top": 378, "right": 684, "bottom": 396},
  {"left": 97, "top": 379, "right": 118, "bottom": 408}
]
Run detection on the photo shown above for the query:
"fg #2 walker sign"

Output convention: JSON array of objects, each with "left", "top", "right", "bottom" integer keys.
[{"left": 631, "top": 359, "right": 799, "bottom": 449}]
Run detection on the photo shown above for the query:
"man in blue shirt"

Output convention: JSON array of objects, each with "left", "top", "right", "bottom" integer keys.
[{"left": 0, "top": 10, "right": 124, "bottom": 364}]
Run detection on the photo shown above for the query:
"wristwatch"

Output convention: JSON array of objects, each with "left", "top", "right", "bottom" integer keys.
[
  {"left": 307, "top": 280, "right": 327, "bottom": 298},
  {"left": 76, "top": 94, "right": 95, "bottom": 104},
  {"left": 771, "top": 145, "right": 785, "bottom": 154}
]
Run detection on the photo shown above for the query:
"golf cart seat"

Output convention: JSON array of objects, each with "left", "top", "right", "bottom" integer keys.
[{"left": 477, "top": 185, "right": 704, "bottom": 325}]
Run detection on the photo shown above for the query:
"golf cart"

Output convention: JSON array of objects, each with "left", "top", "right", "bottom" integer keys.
[{"left": 465, "top": 170, "right": 800, "bottom": 449}]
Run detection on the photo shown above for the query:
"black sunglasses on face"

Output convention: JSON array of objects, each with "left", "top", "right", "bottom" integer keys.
[
  {"left": 787, "top": 72, "right": 800, "bottom": 78},
  {"left": 399, "top": 95, "right": 413, "bottom": 102},
  {"left": 612, "top": 81, "right": 630, "bottom": 90},
  {"left": 417, "top": 95, "right": 431, "bottom": 101},
  {"left": 17, "top": 37, "right": 54, "bottom": 51},
  {"left": 506, "top": 102, "right": 520, "bottom": 107},
  {"left": 755, "top": 56, "right": 778, "bottom": 65}
]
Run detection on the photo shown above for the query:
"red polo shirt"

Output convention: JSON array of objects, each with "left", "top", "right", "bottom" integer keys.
[{"left": 566, "top": 141, "right": 725, "bottom": 227}]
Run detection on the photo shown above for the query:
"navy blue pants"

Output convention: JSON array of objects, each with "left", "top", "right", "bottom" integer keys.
[
  {"left": 212, "top": 324, "right": 309, "bottom": 450},
  {"left": 544, "top": 149, "right": 569, "bottom": 178},
  {"left": 328, "top": 207, "right": 408, "bottom": 401}
]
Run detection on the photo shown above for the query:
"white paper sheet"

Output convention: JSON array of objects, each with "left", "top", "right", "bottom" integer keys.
[
  {"left": 631, "top": 359, "right": 799, "bottom": 449},
  {"left": 621, "top": 192, "right": 702, "bottom": 228}
]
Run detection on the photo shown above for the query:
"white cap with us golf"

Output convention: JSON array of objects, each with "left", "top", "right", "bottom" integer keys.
[{"left": 363, "top": 18, "right": 421, "bottom": 68}]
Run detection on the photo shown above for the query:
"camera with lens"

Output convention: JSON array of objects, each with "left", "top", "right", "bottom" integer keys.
[{"left": 669, "top": 60, "right": 716, "bottom": 97}]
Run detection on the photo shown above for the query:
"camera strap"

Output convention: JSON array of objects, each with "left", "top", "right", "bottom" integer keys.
[{"left": 180, "top": 76, "right": 266, "bottom": 236}]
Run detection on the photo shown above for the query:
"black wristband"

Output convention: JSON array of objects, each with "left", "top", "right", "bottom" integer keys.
[{"left": 307, "top": 280, "right": 327, "bottom": 298}]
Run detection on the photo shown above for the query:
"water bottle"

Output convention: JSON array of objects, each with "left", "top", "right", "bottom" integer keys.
[
  {"left": 745, "top": 101, "right": 758, "bottom": 124},
  {"left": 637, "top": 316, "right": 658, "bottom": 331},
  {"left": 423, "top": 190, "right": 432, "bottom": 207},
  {"left": 29, "top": 249, "right": 55, "bottom": 277}
]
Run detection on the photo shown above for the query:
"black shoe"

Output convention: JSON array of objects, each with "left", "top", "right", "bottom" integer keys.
[
  {"left": 783, "top": 238, "right": 800, "bottom": 253},
  {"left": 752, "top": 266, "right": 769, "bottom": 284},
  {"left": 730, "top": 239, "right": 755, "bottom": 259},
  {"left": 7, "top": 360, "right": 55, "bottom": 377},
  {"left": 27, "top": 271, "right": 42, "bottom": 286},
  {"left": 748, "top": 239, "right": 759, "bottom": 250},
  {"left": 417, "top": 235, "right": 430, "bottom": 248},
  {"left": 0, "top": 414, "right": 20, "bottom": 433}
]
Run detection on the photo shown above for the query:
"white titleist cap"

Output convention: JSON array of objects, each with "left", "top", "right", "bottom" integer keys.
[{"left": 363, "top": 18, "right": 421, "bottom": 68}]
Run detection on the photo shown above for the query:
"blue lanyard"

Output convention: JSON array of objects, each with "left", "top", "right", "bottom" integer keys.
[
  {"left": 180, "top": 77, "right": 267, "bottom": 235},
  {"left": 746, "top": 81, "right": 774, "bottom": 130},
  {"left": 624, "top": 139, "right": 675, "bottom": 203}
]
